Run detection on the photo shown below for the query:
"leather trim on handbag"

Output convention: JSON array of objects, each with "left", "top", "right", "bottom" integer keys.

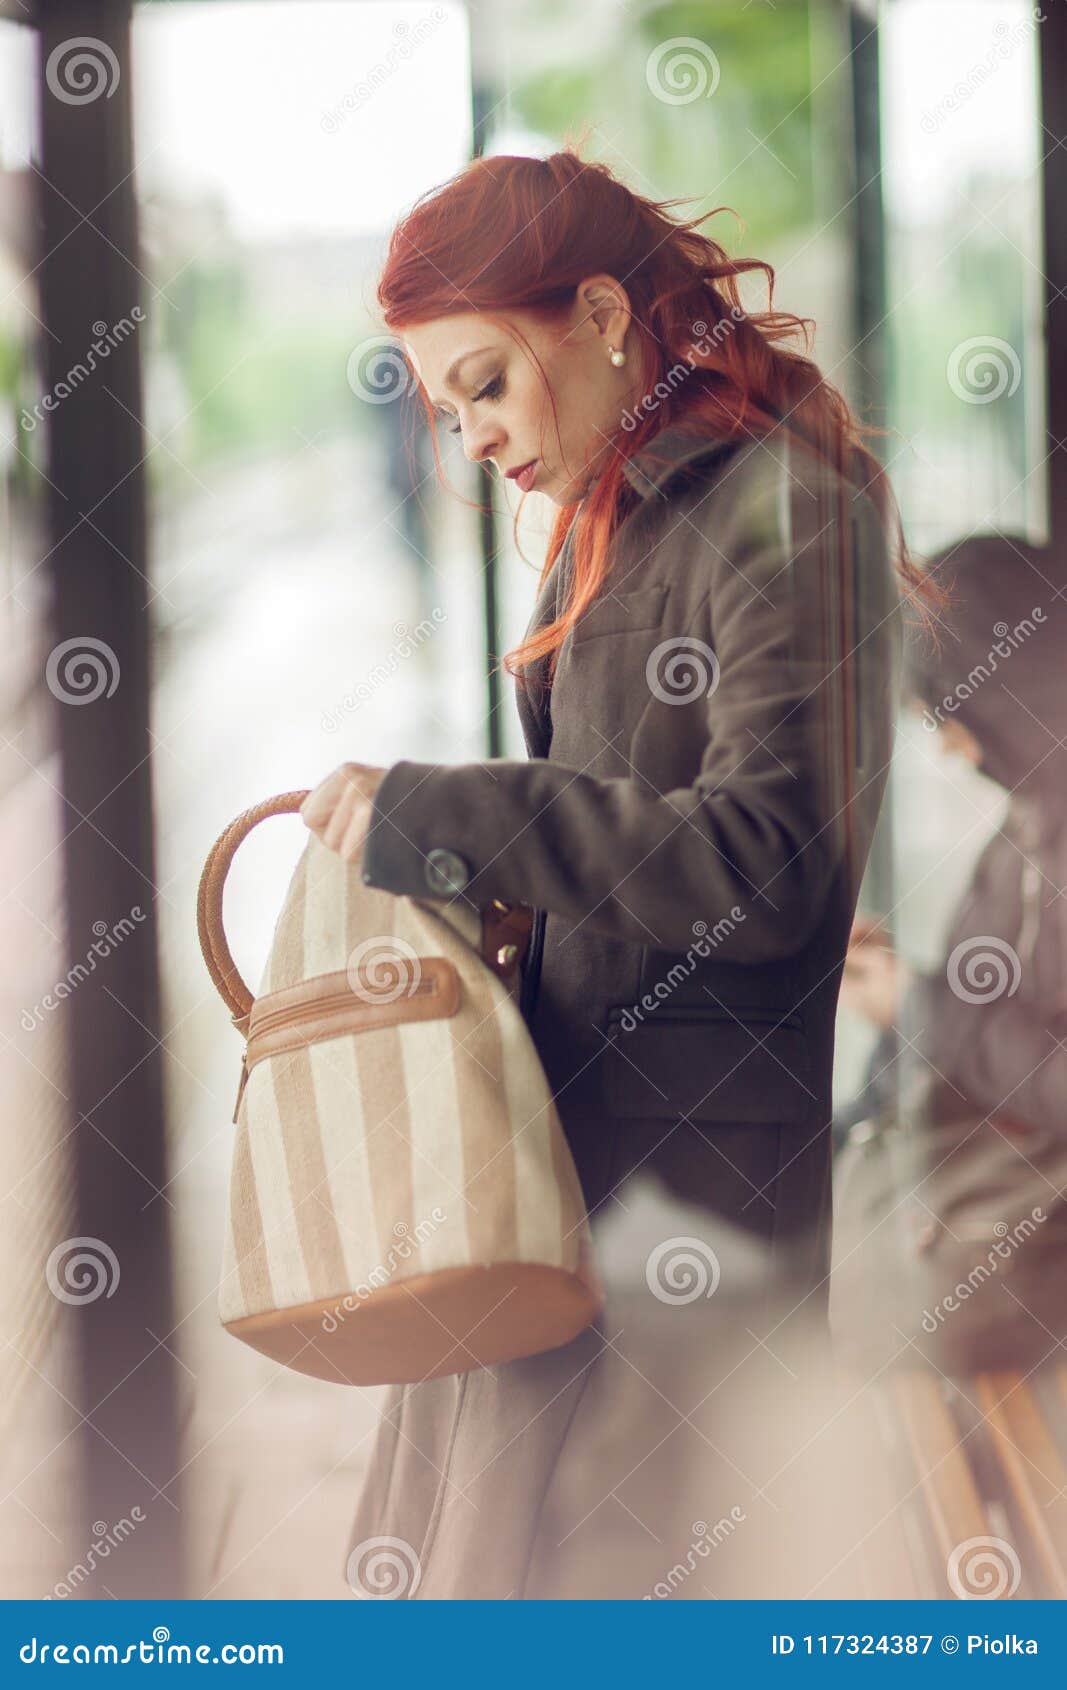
[
  {"left": 229, "top": 957, "right": 461, "bottom": 1121},
  {"left": 247, "top": 958, "right": 460, "bottom": 1064}
]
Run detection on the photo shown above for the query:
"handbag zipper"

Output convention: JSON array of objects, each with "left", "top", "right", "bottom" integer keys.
[
  {"left": 250, "top": 977, "right": 440, "bottom": 1041},
  {"left": 233, "top": 977, "right": 443, "bottom": 1123}
]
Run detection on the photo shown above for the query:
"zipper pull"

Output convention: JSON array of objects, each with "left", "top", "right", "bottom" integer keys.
[{"left": 232, "top": 1052, "right": 249, "bottom": 1124}]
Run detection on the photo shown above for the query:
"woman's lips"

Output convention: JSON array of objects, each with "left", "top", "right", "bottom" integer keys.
[{"left": 512, "top": 459, "right": 538, "bottom": 492}]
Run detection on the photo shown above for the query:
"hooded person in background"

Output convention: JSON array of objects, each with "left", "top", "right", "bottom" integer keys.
[{"left": 831, "top": 532, "right": 1067, "bottom": 1375}]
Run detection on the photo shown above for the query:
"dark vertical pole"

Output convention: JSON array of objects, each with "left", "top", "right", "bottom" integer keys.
[
  {"left": 848, "top": 1, "right": 893, "bottom": 913},
  {"left": 1039, "top": 0, "right": 1067, "bottom": 554},
  {"left": 470, "top": 74, "right": 505, "bottom": 756},
  {"left": 36, "top": 2, "right": 184, "bottom": 1594},
  {"left": 848, "top": 1, "right": 889, "bottom": 440}
]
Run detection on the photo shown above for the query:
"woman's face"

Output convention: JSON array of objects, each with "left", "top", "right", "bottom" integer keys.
[{"left": 400, "top": 279, "right": 643, "bottom": 506}]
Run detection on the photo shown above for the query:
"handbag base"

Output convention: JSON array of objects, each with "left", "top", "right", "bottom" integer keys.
[{"left": 223, "top": 1260, "right": 603, "bottom": 1386}]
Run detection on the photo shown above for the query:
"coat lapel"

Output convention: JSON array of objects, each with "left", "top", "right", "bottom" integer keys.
[
  {"left": 515, "top": 522, "right": 576, "bottom": 759},
  {"left": 514, "top": 427, "right": 732, "bottom": 757}
]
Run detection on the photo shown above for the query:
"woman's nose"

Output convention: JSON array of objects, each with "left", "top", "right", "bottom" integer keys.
[{"left": 463, "top": 421, "right": 504, "bottom": 466}]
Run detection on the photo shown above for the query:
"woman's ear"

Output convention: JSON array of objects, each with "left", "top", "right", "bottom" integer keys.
[{"left": 577, "top": 273, "right": 632, "bottom": 350}]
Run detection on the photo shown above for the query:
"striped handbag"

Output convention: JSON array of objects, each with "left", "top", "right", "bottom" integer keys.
[{"left": 196, "top": 791, "right": 603, "bottom": 1387}]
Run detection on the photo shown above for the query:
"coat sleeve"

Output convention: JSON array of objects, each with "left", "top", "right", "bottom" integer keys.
[{"left": 359, "top": 461, "right": 901, "bottom": 961}]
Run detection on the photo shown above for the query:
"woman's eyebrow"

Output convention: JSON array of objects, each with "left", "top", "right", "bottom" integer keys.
[{"left": 429, "top": 346, "right": 494, "bottom": 407}]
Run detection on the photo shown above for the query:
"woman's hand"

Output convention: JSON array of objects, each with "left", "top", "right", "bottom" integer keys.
[
  {"left": 840, "top": 916, "right": 912, "bottom": 1029},
  {"left": 300, "top": 762, "right": 388, "bottom": 864}
]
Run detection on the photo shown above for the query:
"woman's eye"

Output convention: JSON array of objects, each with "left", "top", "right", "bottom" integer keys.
[{"left": 444, "top": 372, "right": 505, "bottom": 436}]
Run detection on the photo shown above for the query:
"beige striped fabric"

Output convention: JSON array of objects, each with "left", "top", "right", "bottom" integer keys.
[{"left": 215, "top": 830, "right": 603, "bottom": 1386}]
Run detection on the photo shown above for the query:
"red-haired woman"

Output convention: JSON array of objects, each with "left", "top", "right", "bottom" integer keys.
[{"left": 301, "top": 148, "right": 941, "bottom": 1599}]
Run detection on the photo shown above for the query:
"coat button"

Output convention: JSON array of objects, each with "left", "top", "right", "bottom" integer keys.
[{"left": 424, "top": 847, "right": 470, "bottom": 895}]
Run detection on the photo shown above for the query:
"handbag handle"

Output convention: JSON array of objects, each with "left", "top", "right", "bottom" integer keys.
[
  {"left": 197, "top": 790, "right": 535, "bottom": 1038},
  {"left": 197, "top": 791, "right": 311, "bottom": 1035}
]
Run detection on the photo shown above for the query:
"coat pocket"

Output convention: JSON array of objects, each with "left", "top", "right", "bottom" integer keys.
[
  {"left": 571, "top": 583, "right": 669, "bottom": 644},
  {"left": 601, "top": 1005, "right": 815, "bottom": 1126}
]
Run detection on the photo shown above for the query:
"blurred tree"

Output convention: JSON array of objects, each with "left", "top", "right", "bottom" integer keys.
[{"left": 504, "top": 0, "right": 827, "bottom": 253}]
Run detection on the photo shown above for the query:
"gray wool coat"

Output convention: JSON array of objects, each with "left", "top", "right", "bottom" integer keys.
[
  {"left": 349, "top": 420, "right": 903, "bottom": 1600},
  {"left": 361, "top": 420, "right": 902, "bottom": 1248}
]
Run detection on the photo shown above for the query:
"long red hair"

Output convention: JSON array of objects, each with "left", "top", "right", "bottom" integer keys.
[{"left": 377, "top": 145, "right": 948, "bottom": 689}]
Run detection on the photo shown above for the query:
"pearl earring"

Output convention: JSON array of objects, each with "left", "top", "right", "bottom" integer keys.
[{"left": 608, "top": 344, "right": 626, "bottom": 367}]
